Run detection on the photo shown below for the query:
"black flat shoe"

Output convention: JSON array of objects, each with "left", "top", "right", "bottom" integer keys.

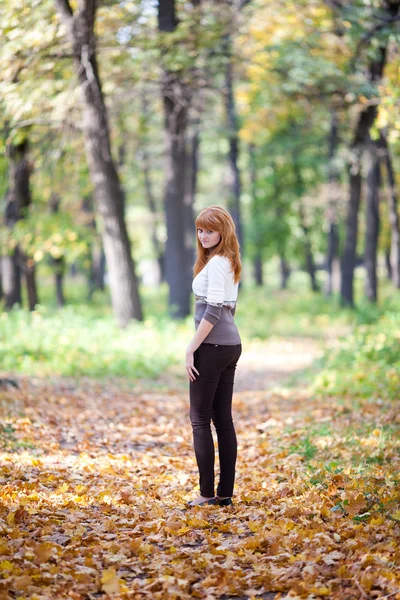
[
  {"left": 187, "top": 498, "right": 217, "bottom": 507},
  {"left": 216, "top": 497, "right": 233, "bottom": 506}
]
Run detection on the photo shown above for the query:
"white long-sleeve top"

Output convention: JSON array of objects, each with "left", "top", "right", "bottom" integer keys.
[{"left": 192, "top": 254, "right": 241, "bottom": 345}]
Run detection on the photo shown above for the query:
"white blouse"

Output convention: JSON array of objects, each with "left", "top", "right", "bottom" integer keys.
[{"left": 192, "top": 255, "right": 239, "bottom": 308}]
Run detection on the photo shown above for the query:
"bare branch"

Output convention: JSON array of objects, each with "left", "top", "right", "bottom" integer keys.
[{"left": 54, "top": 0, "right": 74, "bottom": 23}]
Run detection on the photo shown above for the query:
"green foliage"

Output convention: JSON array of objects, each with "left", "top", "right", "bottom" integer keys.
[
  {"left": 314, "top": 298, "right": 400, "bottom": 402},
  {"left": 0, "top": 304, "right": 187, "bottom": 381},
  {"left": 0, "top": 211, "right": 92, "bottom": 266}
]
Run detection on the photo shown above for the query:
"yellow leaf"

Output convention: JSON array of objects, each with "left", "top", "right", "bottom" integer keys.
[
  {"left": 187, "top": 517, "right": 209, "bottom": 528},
  {"left": 0, "top": 561, "right": 13, "bottom": 572},
  {"left": 391, "top": 510, "right": 400, "bottom": 521},
  {"left": 35, "top": 542, "right": 56, "bottom": 563},
  {"left": 101, "top": 567, "right": 121, "bottom": 594},
  {"left": 6, "top": 512, "right": 15, "bottom": 525},
  {"left": 311, "top": 586, "right": 331, "bottom": 596},
  {"left": 370, "top": 516, "right": 385, "bottom": 526}
]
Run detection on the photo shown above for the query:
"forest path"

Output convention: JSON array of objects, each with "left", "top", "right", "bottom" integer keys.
[
  {"left": 234, "top": 336, "right": 323, "bottom": 393},
  {"left": 1, "top": 334, "right": 398, "bottom": 600}
]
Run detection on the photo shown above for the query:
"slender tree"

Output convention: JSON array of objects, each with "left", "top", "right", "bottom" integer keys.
[
  {"left": 139, "top": 89, "right": 165, "bottom": 283},
  {"left": 158, "top": 0, "right": 193, "bottom": 318},
  {"left": 54, "top": 0, "right": 143, "bottom": 327},
  {"left": 364, "top": 137, "right": 381, "bottom": 302},
  {"left": 325, "top": 110, "right": 340, "bottom": 296},
  {"left": 3, "top": 139, "right": 38, "bottom": 311},
  {"left": 379, "top": 128, "right": 400, "bottom": 288},
  {"left": 340, "top": 0, "right": 399, "bottom": 306},
  {"left": 248, "top": 143, "right": 263, "bottom": 286},
  {"left": 49, "top": 194, "right": 66, "bottom": 307},
  {"left": 221, "top": 3, "right": 244, "bottom": 253}
]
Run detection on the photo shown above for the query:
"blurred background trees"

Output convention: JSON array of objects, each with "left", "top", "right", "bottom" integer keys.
[{"left": 0, "top": 0, "right": 399, "bottom": 325}]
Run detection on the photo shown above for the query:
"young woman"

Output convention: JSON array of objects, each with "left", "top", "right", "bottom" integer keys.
[{"left": 186, "top": 205, "right": 242, "bottom": 507}]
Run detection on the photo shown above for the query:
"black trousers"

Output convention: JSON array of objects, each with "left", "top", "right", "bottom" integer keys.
[{"left": 189, "top": 342, "right": 242, "bottom": 498}]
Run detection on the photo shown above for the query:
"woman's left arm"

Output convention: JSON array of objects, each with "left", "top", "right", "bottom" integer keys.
[{"left": 186, "top": 318, "right": 215, "bottom": 382}]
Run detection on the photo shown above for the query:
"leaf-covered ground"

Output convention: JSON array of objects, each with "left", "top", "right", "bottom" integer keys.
[{"left": 0, "top": 337, "right": 399, "bottom": 600}]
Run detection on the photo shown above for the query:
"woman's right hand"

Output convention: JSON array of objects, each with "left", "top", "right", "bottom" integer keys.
[{"left": 186, "top": 350, "right": 200, "bottom": 382}]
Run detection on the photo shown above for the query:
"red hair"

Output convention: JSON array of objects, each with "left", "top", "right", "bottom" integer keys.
[{"left": 193, "top": 205, "right": 242, "bottom": 284}]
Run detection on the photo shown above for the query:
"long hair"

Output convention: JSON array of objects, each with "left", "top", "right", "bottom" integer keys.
[{"left": 193, "top": 205, "right": 242, "bottom": 284}]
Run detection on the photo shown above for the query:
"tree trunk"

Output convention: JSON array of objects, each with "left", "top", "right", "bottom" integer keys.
[
  {"left": 82, "top": 195, "right": 105, "bottom": 299},
  {"left": 159, "top": 0, "right": 192, "bottom": 318},
  {"left": 385, "top": 245, "right": 392, "bottom": 280},
  {"left": 254, "top": 254, "right": 263, "bottom": 286},
  {"left": 299, "top": 203, "right": 319, "bottom": 292},
  {"left": 49, "top": 194, "right": 66, "bottom": 307},
  {"left": 325, "top": 110, "right": 340, "bottom": 296},
  {"left": 183, "top": 125, "right": 199, "bottom": 284},
  {"left": 140, "top": 90, "right": 165, "bottom": 283},
  {"left": 25, "top": 259, "right": 38, "bottom": 311},
  {"left": 6, "top": 139, "right": 38, "bottom": 310},
  {"left": 364, "top": 139, "right": 381, "bottom": 303},
  {"left": 279, "top": 255, "right": 290, "bottom": 290},
  {"left": 249, "top": 143, "right": 263, "bottom": 286},
  {"left": 293, "top": 159, "right": 319, "bottom": 292},
  {"left": 162, "top": 74, "right": 191, "bottom": 317},
  {"left": 1, "top": 253, "right": 22, "bottom": 309},
  {"left": 340, "top": 6, "right": 398, "bottom": 305},
  {"left": 379, "top": 128, "right": 400, "bottom": 288},
  {"left": 223, "top": 32, "right": 243, "bottom": 252},
  {"left": 54, "top": 0, "right": 142, "bottom": 327},
  {"left": 275, "top": 202, "right": 290, "bottom": 289},
  {"left": 2, "top": 195, "right": 22, "bottom": 309},
  {"left": 340, "top": 151, "right": 363, "bottom": 307},
  {"left": 88, "top": 243, "right": 106, "bottom": 300}
]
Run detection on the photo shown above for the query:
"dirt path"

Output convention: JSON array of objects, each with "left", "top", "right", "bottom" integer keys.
[{"left": 234, "top": 336, "right": 323, "bottom": 393}]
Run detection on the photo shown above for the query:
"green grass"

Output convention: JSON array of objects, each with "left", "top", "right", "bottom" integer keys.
[
  {"left": 313, "top": 307, "right": 400, "bottom": 402},
  {"left": 1, "top": 267, "right": 399, "bottom": 386}
]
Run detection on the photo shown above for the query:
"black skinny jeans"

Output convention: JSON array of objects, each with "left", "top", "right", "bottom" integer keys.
[{"left": 189, "top": 342, "right": 242, "bottom": 498}]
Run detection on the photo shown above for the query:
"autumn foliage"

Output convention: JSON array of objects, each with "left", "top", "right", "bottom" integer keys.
[{"left": 1, "top": 349, "right": 399, "bottom": 599}]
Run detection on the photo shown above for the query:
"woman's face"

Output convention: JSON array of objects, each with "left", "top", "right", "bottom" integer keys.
[{"left": 197, "top": 227, "right": 221, "bottom": 250}]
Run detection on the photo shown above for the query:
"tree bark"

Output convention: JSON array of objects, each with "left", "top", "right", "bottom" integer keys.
[
  {"left": 253, "top": 254, "right": 263, "bottom": 286},
  {"left": 81, "top": 195, "right": 105, "bottom": 299},
  {"left": 4, "top": 139, "right": 38, "bottom": 310},
  {"left": 275, "top": 204, "right": 290, "bottom": 289},
  {"left": 341, "top": 157, "right": 362, "bottom": 306},
  {"left": 299, "top": 203, "right": 319, "bottom": 292},
  {"left": 385, "top": 245, "right": 392, "bottom": 280},
  {"left": 340, "top": 0, "right": 399, "bottom": 305},
  {"left": 2, "top": 194, "right": 22, "bottom": 309},
  {"left": 54, "top": 0, "right": 143, "bottom": 326},
  {"left": 364, "top": 138, "right": 381, "bottom": 302},
  {"left": 222, "top": 31, "right": 243, "bottom": 252},
  {"left": 325, "top": 110, "right": 340, "bottom": 296},
  {"left": 249, "top": 143, "right": 263, "bottom": 286},
  {"left": 140, "top": 90, "right": 165, "bottom": 283},
  {"left": 293, "top": 159, "right": 319, "bottom": 292},
  {"left": 379, "top": 128, "right": 400, "bottom": 288},
  {"left": 159, "top": 0, "right": 193, "bottom": 318},
  {"left": 183, "top": 124, "right": 199, "bottom": 289},
  {"left": 279, "top": 255, "right": 290, "bottom": 290},
  {"left": 161, "top": 72, "right": 192, "bottom": 317},
  {"left": 49, "top": 194, "right": 66, "bottom": 307}
]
